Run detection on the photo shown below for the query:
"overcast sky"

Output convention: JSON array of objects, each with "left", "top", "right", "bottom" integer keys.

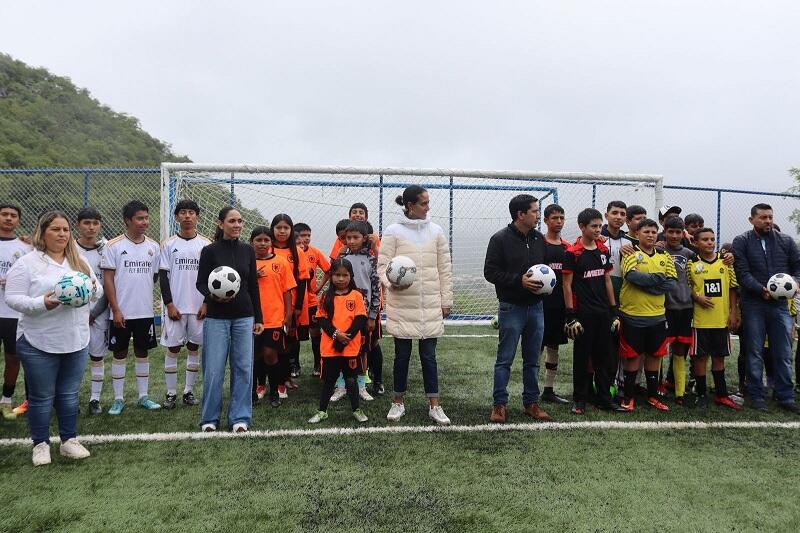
[{"left": 1, "top": 1, "right": 799, "bottom": 191}]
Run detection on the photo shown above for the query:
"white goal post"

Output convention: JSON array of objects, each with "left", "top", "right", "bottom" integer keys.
[{"left": 160, "top": 163, "right": 663, "bottom": 321}]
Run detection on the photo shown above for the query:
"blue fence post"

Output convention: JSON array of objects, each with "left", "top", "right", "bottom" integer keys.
[
  {"left": 716, "top": 190, "right": 722, "bottom": 247},
  {"left": 83, "top": 171, "right": 90, "bottom": 208},
  {"left": 378, "top": 174, "right": 384, "bottom": 236},
  {"left": 449, "top": 176, "right": 454, "bottom": 260},
  {"left": 229, "top": 172, "right": 235, "bottom": 207},
  {"left": 591, "top": 184, "right": 596, "bottom": 209}
]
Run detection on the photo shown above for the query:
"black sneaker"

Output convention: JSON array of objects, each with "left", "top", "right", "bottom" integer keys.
[
  {"left": 89, "top": 399, "right": 102, "bottom": 416},
  {"left": 164, "top": 394, "right": 178, "bottom": 410},
  {"left": 779, "top": 402, "right": 800, "bottom": 415},
  {"left": 183, "top": 391, "right": 199, "bottom": 406},
  {"left": 269, "top": 394, "right": 281, "bottom": 408},
  {"left": 696, "top": 395, "right": 709, "bottom": 409},
  {"left": 571, "top": 402, "right": 586, "bottom": 415},
  {"left": 371, "top": 383, "right": 385, "bottom": 396},
  {"left": 597, "top": 401, "right": 630, "bottom": 413},
  {"left": 290, "top": 364, "right": 301, "bottom": 378},
  {"left": 312, "top": 366, "right": 321, "bottom": 378},
  {"left": 541, "top": 388, "right": 569, "bottom": 405}
]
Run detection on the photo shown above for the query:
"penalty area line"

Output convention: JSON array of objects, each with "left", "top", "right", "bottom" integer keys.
[{"left": 0, "top": 420, "right": 798, "bottom": 447}]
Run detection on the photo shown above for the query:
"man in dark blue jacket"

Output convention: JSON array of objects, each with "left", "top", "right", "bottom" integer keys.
[
  {"left": 732, "top": 203, "right": 800, "bottom": 413},
  {"left": 484, "top": 194, "right": 553, "bottom": 423}
]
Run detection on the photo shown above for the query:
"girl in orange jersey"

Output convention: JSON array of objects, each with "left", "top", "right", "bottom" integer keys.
[
  {"left": 250, "top": 227, "right": 295, "bottom": 408},
  {"left": 308, "top": 258, "right": 368, "bottom": 423},
  {"left": 270, "top": 214, "right": 310, "bottom": 397}
]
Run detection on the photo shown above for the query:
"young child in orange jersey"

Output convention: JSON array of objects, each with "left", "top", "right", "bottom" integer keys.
[
  {"left": 250, "top": 227, "right": 295, "bottom": 408},
  {"left": 294, "top": 223, "right": 331, "bottom": 378},
  {"left": 308, "top": 258, "right": 368, "bottom": 423}
]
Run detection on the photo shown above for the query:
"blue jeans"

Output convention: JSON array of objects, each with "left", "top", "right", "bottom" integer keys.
[
  {"left": 742, "top": 300, "right": 795, "bottom": 404},
  {"left": 200, "top": 317, "right": 254, "bottom": 428},
  {"left": 16, "top": 336, "right": 88, "bottom": 445},
  {"left": 393, "top": 337, "right": 439, "bottom": 398},
  {"left": 493, "top": 301, "right": 544, "bottom": 406}
]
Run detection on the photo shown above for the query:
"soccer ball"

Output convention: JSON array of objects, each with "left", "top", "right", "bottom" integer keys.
[
  {"left": 767, "top": 273, "right": 798, "bottom": 300},
  {"left": 490, "top": 315, "right": 499, "bottom": 329},
  {"left": 386, "top": 255, "right": 417, "bottom": 288},
  {"left": 208, "top": 266, "right": 241, "bottom": 299},
  {"left": 527, "top": 264, "right": 557, "bottom": 295},
  {"left": 54, "top": 271, "right": 93, "bottom": 308}
]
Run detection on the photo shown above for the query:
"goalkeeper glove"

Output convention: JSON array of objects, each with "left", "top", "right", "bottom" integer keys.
[
  {"left": 564, "top": 309, "right": 584, "bottom": 340},
  {"left": 610, "top": 306, "right": 621, "bottom": 334}
]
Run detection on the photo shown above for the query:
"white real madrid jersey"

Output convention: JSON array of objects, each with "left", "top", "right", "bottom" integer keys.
[
  {"left": 0, "top": 238, "right": 32, "bottom": 318},
  {"left": 101, "top": 234, "right": 160, "bottom": 320},
  {"left": 160, "top": 234, "right": 210, "bottom": 314}
]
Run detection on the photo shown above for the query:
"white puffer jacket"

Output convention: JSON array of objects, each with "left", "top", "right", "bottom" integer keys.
[{"left": 377, "top": 215, "right": 453, "bottom": 339}]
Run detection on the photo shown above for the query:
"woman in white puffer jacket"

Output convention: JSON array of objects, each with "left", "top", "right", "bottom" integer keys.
[{"left": 377, "top": 185, "right": 453, "bottom": 425}]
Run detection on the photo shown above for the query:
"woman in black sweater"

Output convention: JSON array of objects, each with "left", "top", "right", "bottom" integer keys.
[{"left": 196, "top": 207, "right": 263, "bottom": 433}]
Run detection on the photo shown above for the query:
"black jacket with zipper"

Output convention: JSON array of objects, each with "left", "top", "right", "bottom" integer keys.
[{"left": 484, "top": 223, "right": 546, "bottom": 305}]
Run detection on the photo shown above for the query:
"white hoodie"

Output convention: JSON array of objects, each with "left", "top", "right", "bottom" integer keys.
[{"left": 377, "top": 214, "right": 453, "bottom": 339}]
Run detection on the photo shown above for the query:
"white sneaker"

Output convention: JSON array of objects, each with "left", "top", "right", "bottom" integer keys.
[
  {"left": 59, "top": 438, "right": 90, "bottom": 460},
  {"left": 386, "top": 402, "right": 406, "bottom": 421},
  {"left": 32, "top": 442, "right": 51, "bottom": 466},
  {"left": 232, "top": 423, "right": 248, "bottom": 433},
  {"left": 201, "top": 423, "right": 217, "bottom": 432},
  {"left": 429, "top": 405, "right": 451, "bottom": 426},
  {"left": 330, "top": 387, "right": 347, "bottom": 402},
  {"left": 359, "top": 387, "right": 374, "bottom": 401}
]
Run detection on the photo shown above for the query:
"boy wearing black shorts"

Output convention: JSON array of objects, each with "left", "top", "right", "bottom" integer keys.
[{"left": 541, "top": 205, "right": 569, "bottom": 404}]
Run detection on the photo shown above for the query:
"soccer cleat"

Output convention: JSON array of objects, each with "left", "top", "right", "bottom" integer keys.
[
  {"left": 729, "top": 393, "right": 745, "bottom": 406},
  {"left": 12, "top": 400, "right": 28, "bottom": 415},
  {"left": 32, "top": 442, "right": 51, "bottom": 466},
  {"left": 137, "top": 396, "right": 161, "bottom": 410},
  {"left": 201, "top": 423, "right": 217, "bottom": 432},
  {"left": 571, "top": 402, "right": 586, "bottom": 415},
  {"left": 88, "top": 400, "right": 102, "bottom": 416},
  {"left": 620, "top": 398, "right": 635, "bottom": 412},
  {"left": 255, "top": 385, "right": 266, "bottom": 400},
  {"left": 330, "top": 387, "right": 347, "bottom": 402},
  {"left": 290, "top": 366, "right": 300, "bottom": 379},
  {"left": 269, "top": 395, "right": 281, "bottom": 408},
  {"left": 697, "top": 395, "right": 709, "bottom": 409},
  {"left": 370, "top": 383, "right": 385, "bottom": 396},
  {"left": 647, "top": 396, "right": 669, "bottom": 412},
  {"left": 363, "top": 373, "right": 372, "bottom": 385},
  {"left": 286, "top": 379, "right": 299, "bottom": 390},
  {"left": 429, "top": 405, "right": 451, "bottom": 425},
  {"left": 311, "top": 367, "right": 321, "bottom": 378},
  {"left": 715, "top": 395, "right": 743, "bottom": 411},
  {"left": 232, "top": 423, "right": 248, "bottom": 433},
  {"left": 183, "top": 391, "right": 199, "bottom": 406},
  {"left": 387, "top": 402, "right": 406, "bottom": 421},
  {"left": 278, "top": 385, "right": 288, "bottom": 399},
  {"left": 308, "top": 410, "right": 329, "bottom": 424},
  {"left": 352, "top": 408, "right": 369, "bottom": 423},
  {"left": 0, "top": 403, "right": 17, "bottom": 420},
  {"left": 359, "top": 388, "right": 374, "bottom": 401},
  {"left": 164, "top": 394, "right": 178, "bottom": 410},
  {"left": 108, "top": 399, "right": 124, "bottom": 415},
  {"left": 657, "top": 383, "right": 669, "bottom": 396},
  {"left": 541, "top": 389, "right": 569, "bottom": 405},
  {"left": 59, "top": 438, "right": 90, "bottom": 460},
  {"left": 598, "top": 401, "right": 630, "bottom": 413}
]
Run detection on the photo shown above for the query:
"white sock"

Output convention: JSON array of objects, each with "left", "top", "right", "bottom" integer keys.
[
  {"left": 165, "top": 353, "right": 178, "bottom": 396},
  {"left": 112, "top": 359, "right": 126, "bottom": 400},
  {"left": 90, "top": 360, "right": 104, "bottom": 401},
  {"left": 0, "top": 396, "right": 11, "bottom": 405},
  {"left": 135, "top": 358, "right": 149, "bottom": 399},
  {"left": 185, "top": 351, "right": 200, "bottom": 394},
  {"left": 544, "top": 347, "right": 559, "bottom": 389}
]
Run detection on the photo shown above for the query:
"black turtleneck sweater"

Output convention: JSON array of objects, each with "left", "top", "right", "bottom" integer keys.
[{"left": 196, "top": 238, "right": 263, "bottom": 322}]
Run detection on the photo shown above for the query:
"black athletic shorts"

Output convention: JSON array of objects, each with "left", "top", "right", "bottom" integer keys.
[
  {"left": 308, "top": 305, "right": 319, "bottom": 329},
  {"left": 256, "top": 328, "right": 286, "bottom": 351},
  {"left": 0, "top": 317, "right": 18, "bottom": 354},
  {"left": 619, "top": 319, "right": 668, "bottom": 359},
  {"left": 666, "top": 308, "right": 693, "bottom": 345},
  {"left": 691, "top": 328, "right": 731, "bottom": 357},
  {"left": 109, "top": 317, "right": 157, "bottom": 352},
  {"left": 542, "top": 307, "right": 567, "bottom": 347}
]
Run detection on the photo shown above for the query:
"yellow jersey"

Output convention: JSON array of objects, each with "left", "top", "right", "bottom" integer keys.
[
  {"left": 688, "top": 254, "right": 738, "bottom": 329},
  {"left": 620, "top": 247, "right": 677, "bottom": 317}
]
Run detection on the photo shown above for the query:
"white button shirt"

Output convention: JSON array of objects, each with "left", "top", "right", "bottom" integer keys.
[{"left": 4, "top": 250, "right": 103, "bottom": 353}]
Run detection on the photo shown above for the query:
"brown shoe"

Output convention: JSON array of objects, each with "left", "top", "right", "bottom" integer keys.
[
  {"left": 523, "top": 403, "right": 553, "bottom": 421},
  {"left": 490, "top": 404, "right": 507, "bottom": 423}
]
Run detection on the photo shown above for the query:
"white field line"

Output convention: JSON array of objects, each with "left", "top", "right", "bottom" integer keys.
[{"left": 1, "top": 420, "right": 797, "bottom": 447}]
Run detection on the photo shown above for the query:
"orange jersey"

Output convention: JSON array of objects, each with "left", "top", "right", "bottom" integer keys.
[
  {"left": 274, "top": 246, "right": 311, "bottom": 326},
  {"left": 329, "top": 233, "right": 381, "bottom": 260},
  {"left": 316, "top": 289, "right": 367, "bottom": 357},
  {"left": 304, "top": 245, "right": 331, "bottom": 308},
  {"left": 255, "top": 255, "right": 296, "bottom": 329}
]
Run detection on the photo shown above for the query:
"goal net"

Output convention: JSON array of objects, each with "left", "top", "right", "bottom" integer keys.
[{"left": 161, "top": 164, "right": 662, "bottom": 321}]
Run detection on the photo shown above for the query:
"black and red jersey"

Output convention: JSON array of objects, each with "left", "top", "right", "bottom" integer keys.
[
  {"left": 563, "top": 238, "right": 613, "bottom": 314},
  {"left": 543, "top": 239, "right": 570, "bottom": 310}
]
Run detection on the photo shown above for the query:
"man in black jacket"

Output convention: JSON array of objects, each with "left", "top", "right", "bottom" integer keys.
[
  {"left": 484, "top": 194, "right": 553, "bottom": 423},
  {"left": 732, "top": 203, "right": 800, "bottom": 413}
]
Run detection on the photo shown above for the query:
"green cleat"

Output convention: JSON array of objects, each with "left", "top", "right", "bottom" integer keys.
[
  {"left": 137, "top": 396, "right": 162, "bottom": 410},
  {"left": 0, "top": 403, "right": 17, "bottom": 420},
  {"left": 108, "top": 399, "right": 124, "bottom": 416},
  {"left": 308, "top": 411, "right": 328, "bottom": 424},
  {"left": 352, "top": 408, "right": 368, "bottom": 423}
]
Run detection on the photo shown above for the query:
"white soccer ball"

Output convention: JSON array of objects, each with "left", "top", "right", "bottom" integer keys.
[
  {"left": 767, "top": 273, "right": 798, "bottom": 300},
  {"left": 527, "top": 264, "right": 557, "bottom": 295},
  {"left": 490, "top": 315, "right": 499, "bottom": 330},
  {"left": 208, "top": 266, "right": 241, "bottom": 300},
  {"left": 386, "top": 255, "right": 417, "bottom": 288},
  {"left": 54, "top": 271, "right": 93, "bottom": 308}
]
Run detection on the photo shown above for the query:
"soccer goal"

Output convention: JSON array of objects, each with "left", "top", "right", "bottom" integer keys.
[{"left": 160, "top": 164, "right": 662, "bottom": 321}]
